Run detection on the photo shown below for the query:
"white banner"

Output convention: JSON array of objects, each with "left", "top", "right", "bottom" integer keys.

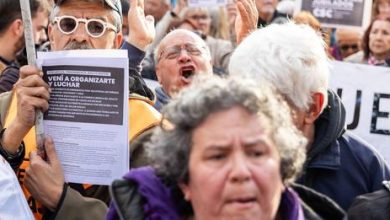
[{"left": 330, "top": 61, "right": 390, "bottom": 163}]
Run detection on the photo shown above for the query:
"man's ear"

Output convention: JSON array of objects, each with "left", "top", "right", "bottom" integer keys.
[
  {"left": 178, "top": 182, "right": 191, "bottom": 201},
  {"left": 48, "top": 24, "right": 55, "bottom": 49},
  {"left": 11, "top": 19, "right": 24, "bottom": 38},
  {"left": 304, "top": 92, "right": 325, "bottom": 124},
  {"left": 114, "top": 32, "right": 123, "bottom": 49},
  {"left": 155, "top": 63, "right": 162, "bottom": 84}
]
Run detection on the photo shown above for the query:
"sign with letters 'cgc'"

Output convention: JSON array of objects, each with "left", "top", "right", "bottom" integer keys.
[{"left": 295, "top": 0, "right": 372, "bottom": 29}]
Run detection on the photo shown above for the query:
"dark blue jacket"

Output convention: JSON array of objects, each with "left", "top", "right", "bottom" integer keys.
[{"left": 297, "top": 90, "right": 390, "bottom": 210}]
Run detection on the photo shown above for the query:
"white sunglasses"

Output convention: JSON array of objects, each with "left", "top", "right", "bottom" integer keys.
[{"left": 53, "top": 15, "right": 118, "bottom": 38}]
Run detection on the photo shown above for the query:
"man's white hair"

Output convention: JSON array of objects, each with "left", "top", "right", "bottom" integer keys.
[{"left": 229, "top": 22, "right": 330, "bottom": 111}]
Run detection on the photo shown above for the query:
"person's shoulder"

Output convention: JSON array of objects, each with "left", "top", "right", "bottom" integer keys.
[
  {"left": 129, "top": 94, "right": 160, "bottom": 119},
  {"left": 109, "top": 177, "right": 145, "bottom": 220},
  {"left": 0, "top": 65, "right": 19, "bottom": 80},
  {"left": 1, "top": 65, "right": 19, "bottom": 73},
  {"left": 348, "top": 181, "right": 390, "bottom": 220},
  {"left": 338, "top": 131, "right": 387, "bottom": 166},
  {"left": 291, "top": 183, "right": 346, "bottom": 220},
  {"left": 129, "top": 95, "right": 161, "bottom": 141},
  {"left": 340, "top": 132, "right": 379, "bottom": 155}
]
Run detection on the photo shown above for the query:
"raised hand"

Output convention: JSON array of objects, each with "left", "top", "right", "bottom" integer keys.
[
  {"left": 127, "top": 0, "right": 156, "bottom": 51},
  {"left": 235, "top": 0, "right": 258, "bottom": 44}
]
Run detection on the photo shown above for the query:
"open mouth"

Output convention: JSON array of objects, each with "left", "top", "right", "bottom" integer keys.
[
  {"left": 182, "top": 69, "right": 193, "bottom": 78},
  {"left": 180, "top": 66, "right": 196, "bottom": 83}
]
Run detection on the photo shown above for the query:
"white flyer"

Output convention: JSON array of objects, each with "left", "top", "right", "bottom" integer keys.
[
  {"left": 188, "top": 0, "right": 228, "bottom": 7},
  {"left": 37, "top": 50, "right": 129, "bottom": 185}
]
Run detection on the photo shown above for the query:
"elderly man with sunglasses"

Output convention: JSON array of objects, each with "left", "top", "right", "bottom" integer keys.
[
  {"left": 332, "top": 28, "right": 362, "bottom": 61},
  {"left": 0, "top": 0, "right": 161, "bottom": 219}
]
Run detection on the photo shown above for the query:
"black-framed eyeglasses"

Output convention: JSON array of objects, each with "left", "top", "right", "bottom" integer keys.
[
  {"left": 340, "top": 44, "right": 359, "bottom": 51},
  {"left": 158, "top": 43, "right": 207, "bottom": 61},
  {"left": 53, "top": 15, "right": 117, "bottom": 38}
]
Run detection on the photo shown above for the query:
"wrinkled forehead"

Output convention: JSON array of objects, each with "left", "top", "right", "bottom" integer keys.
[
  {"left": 160, "top": 31, "right": 207, "bottom": 50},
  {"left": 372, "top": 19, "right": 390, "bottom": 30}
]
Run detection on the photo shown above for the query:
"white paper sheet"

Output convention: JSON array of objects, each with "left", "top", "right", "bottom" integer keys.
[{"left": 37, "top": 50, "right": 129, "bottom": 185}]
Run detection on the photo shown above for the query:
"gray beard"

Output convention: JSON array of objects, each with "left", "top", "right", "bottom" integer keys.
[{"left": 63, "top": 41, "right": 92, "bottom": 50}]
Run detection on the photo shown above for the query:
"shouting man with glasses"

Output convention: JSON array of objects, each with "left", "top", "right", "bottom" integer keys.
[
  {"left": 153, "top": 29, "right": 213, "bottom": 111},
  {"left": 0, "top": 0, "right": 161, "bottom": 219}
]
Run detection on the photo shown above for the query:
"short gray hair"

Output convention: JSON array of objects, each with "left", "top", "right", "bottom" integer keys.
[
  {"left": 147, "top": 75, "right": 307, "bottom": 185},
  {"left": 229, "top": 22, "right": 330, "bottom": 112}
]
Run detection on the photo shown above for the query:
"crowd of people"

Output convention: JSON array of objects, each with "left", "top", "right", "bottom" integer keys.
[{"left": 1, "top": 0, "right": 390, "bottom": 219}]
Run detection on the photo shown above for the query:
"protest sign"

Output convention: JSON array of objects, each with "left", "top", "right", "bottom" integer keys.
[
  {"left": 295, "top": 0, "right": 372, "bottom": 28},
  {"left": 37, "top": 50, "right": 129, "bottom": 185},
  {"left": 189, "top": 0, "right": 228, "bottom": 7},
  {"left": 330, "top": 61, "right": 390, "bottom": 163}
]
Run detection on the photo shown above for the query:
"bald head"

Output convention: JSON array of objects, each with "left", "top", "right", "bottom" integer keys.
[{"left": 335, "top": 28, "right": 362, "bottom": 59}]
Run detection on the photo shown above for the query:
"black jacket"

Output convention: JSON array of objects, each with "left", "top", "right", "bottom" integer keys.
[
  {"left": 109, "top": 178, "right": 345, "bottom": 220},
  {"left": 348, "top": 181, "right": 390, "bottom": 220},
  {"left": 297, "top": 90, "right": 390, "bottom": 209}
]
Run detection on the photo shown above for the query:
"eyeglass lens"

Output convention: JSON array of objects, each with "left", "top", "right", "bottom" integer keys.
[
  {"left": 163, "top": 44, "right": 203, "bottom": 59},
  {"left": 59, "top": 17, "right": 105, "bottom": 37}
]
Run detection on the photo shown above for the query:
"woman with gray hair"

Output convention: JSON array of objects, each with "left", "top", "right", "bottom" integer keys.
[{"left": 107, "top": 76, "right": 344, "bottom": 220}]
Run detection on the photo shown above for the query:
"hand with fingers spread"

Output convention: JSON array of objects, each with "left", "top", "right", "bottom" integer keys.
[
  {"left": 1, "top": 65, "right": 50, "bottom": 153},
  {"left": 25, "top": 137, "right": 64, "bottom": 211},
  {"left": 127, "top": 0, "right": 156, "bottom": 51},
  {"left": 235, "top": 0, "right": 258, "bottom": 44}
]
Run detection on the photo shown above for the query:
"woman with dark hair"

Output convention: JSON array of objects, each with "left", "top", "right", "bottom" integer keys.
[{"left": 346, "top": 17, "right": 390, "bottom": 66}]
